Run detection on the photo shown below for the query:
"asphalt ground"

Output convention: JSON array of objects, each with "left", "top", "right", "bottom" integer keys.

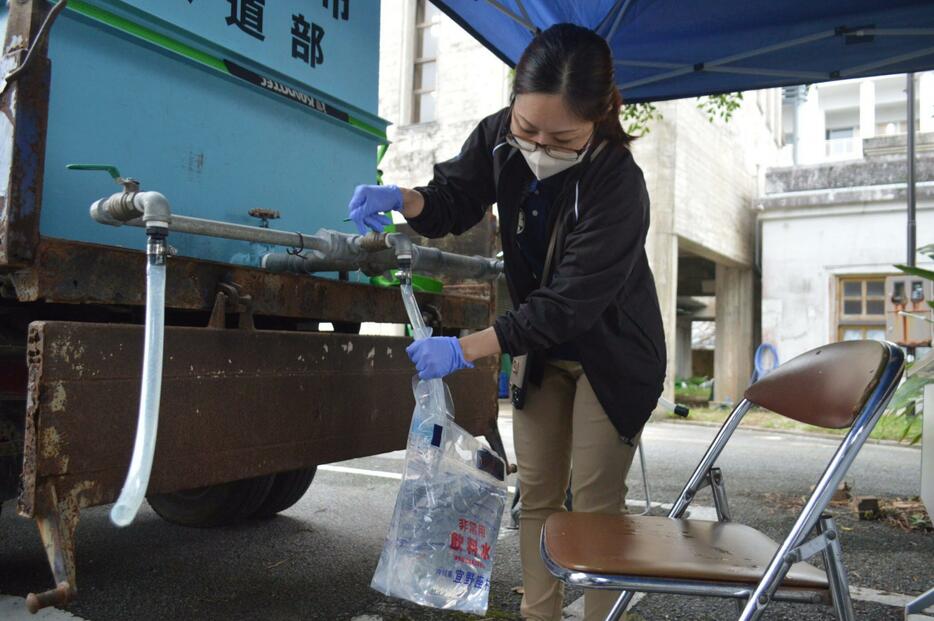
[{"left": 1, "top": 410, "right": 931, "bottom": 620}]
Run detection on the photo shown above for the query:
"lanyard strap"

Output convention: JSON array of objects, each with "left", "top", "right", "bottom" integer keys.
[{"left": 538, "top": 140, "right": 607, "bottom": 286}]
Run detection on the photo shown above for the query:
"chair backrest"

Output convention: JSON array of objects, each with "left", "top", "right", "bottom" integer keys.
[
  {"left": 668, "top": 340, "right": 903, "bottom": 522},
  {"left": 744, "top": 340, "right": 889, "bottom": 429}
]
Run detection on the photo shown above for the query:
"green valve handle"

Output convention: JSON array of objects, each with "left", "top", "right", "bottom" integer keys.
[
  {"left": 67, "top": 163, "right": 122, "bottom": 180},
  {"left": 67, "top": 163, "right": 139, "bottom": 192},
  {"left": 370, "top": 272, "right": 442, "bottom": 294}
]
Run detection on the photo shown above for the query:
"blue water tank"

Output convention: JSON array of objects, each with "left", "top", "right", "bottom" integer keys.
[{"left": 19, "top": 0, "right": 387, "bottom": 266}]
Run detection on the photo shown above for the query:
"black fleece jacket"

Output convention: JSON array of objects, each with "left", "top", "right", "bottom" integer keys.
[{"left": 408, "top": 107, "right": 666, "bottom": 441}]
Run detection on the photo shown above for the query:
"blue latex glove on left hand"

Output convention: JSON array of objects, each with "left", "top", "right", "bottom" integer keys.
[
  {"left": 406, "top": 336, "right": 475, "bottom": 380},
  {"left": 347, "top": 184, "right": 403, "bottom": 235}
]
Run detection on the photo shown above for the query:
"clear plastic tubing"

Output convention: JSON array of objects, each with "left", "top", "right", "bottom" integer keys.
[
  {"left": 400, "top": 281, "right": 448, "bottom": 417},
  {"left": 400, "top": 281, "right": 429, "bottom": 340},
  {"left": 110, "top": 254, "right": 166, "bottom": 527}
]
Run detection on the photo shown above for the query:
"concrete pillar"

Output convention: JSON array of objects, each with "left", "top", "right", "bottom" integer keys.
[
  {"left": 796, "top": 85, "right": 824, "bottom": 164},
  {"left": 793, "top": 88, "right": 805, "bottom": 165},
  {"left": 859, "top": 79, "right": 876, "bottom": 139},
  {"left": 676, "top": 318, "right": 693, "bottom": 379},
  {"left": 638, "top": 102, "right": 679, "bottom": 403},
  {"left": 920, "top": 71, "right": 934, "bottom": 134},
  {"left": 714, "top": 264, "right": 755, "bottom": 406},
  {"left": 649, "top": 229, "right": 679, "bottom": 402}
]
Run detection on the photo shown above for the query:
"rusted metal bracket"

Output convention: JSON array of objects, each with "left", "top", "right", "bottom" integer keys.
[
  {"left": 0, "top": 0, "right": 68, "bottom": 96},
  {"left": 421, "top": 303, "right": 442, "bottom": 335},
  {"left": 27, "top": 482, "right": 79, "bottom": 613},
  {"left": 207, "top": 282, "right": 254, "bottom": 330},
  {"left": 26, "top": 581, "right": 73, "bottom": 614},
  {"left": 0, "top": 0, "right": 54, "bottom": 267},
  {"left": 706, "top": 467, "right": 732, "bottom": 522}
]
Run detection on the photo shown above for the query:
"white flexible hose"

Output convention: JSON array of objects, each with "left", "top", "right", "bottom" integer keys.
[{"left": 110, "top": 257, "right": 166, "bottom": 527}]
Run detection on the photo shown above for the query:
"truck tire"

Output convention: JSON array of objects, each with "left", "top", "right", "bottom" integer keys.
[
  {"left": 148, "top": 474, "right": 275, "bottom": 528},
  {"left": 251, "top": 467, "right": 317, "bottom": 518},
  {"left": 0, "top": 406, "right": 24, "bottom": 504}
]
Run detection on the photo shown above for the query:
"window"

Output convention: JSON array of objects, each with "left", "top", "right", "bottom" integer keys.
[
  {"left": 824, "top": 127, "right": 859, "bottom": 159},
  {"left": 837, "top": 277, "right": 886, "bottom": 342},
  {"left": 412, "top": 0, "right": 440, "bottom": 124},
  {"left": 840, "top": 326, "right": 887, "bottom": 341},
  {"left": 825, "top": 127, "right": 855, "bottom": 140},
  {"left": 876, "top": 119, "right": 921, "bottom": 136}
]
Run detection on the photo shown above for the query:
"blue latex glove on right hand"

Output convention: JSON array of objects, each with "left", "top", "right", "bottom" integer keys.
[
  {"left": 348, "top": 184, "right": 403, "bottom": 235},
  {"left": 406, "top": 336, "right": 475, "bottom": 380}
]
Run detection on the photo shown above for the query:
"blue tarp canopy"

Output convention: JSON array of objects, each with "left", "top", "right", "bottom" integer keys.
[{"left": 432, "top": 0, "right": 934, "bottom": 102}]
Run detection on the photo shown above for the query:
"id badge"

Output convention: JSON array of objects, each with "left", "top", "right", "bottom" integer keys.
[{"left": 510, "top": 354, "right": 529, "bottom": 410}]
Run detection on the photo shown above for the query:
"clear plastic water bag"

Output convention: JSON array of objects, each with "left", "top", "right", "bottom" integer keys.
[
  {"left": 371, "top": 377, "right": 507, "bottom": 614},
  {"left": 371, "top": 284, "right": 507, "bottom": 615}
]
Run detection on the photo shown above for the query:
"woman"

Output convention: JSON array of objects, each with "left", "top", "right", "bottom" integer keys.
[{"left": 348, "top": 24, "right": 665, "bottom": 621}]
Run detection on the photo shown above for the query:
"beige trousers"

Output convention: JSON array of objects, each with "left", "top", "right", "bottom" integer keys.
[{"left": 514, "top": 359, "right": 640, "bottom": 621}]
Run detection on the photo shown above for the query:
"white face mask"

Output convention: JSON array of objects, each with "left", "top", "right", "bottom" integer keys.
[{"left": 519, "top": 145, "right": 588, "bottom": 181}]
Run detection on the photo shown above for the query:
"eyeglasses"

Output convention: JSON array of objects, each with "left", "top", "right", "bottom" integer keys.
[{"left": 505, "top": 131, "right": 593, "bottom": 161}]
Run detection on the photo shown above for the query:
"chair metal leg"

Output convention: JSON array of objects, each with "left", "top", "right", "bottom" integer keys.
[
  {"left": 738, "top": 514, "right": 855, "bottom": 621},
  {"left": 669, "top": 400, "right": 752, "bottom": 518},
  {"left": 605, "top": 590, "right": 636, "bottom": 621},
  {"left": 905, "top": 586, "right": 934, "bottom": 616},
  {"left": 708, "top": 467, "right": 732, "bottom": 522},
  {"left": 637, "top": 439, "right": 652, "bottom": 515},
  {"left": 737, "top": 558, "right": 793, "bottom": 620},
  {"left": 818, "top": 515, "right": 856, "bottom": 621}
]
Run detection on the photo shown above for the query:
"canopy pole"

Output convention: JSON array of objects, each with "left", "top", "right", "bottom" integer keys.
[
  {"left": 606, "top": 0, "right": 634, "bottom": 43},
  {"left": 866, "top": 28, "right": 934, "bottom": 36},
  {"left": 620, "top": 29, "right": 836, "bottom": 90},
  {"left": 615, "top": 59, "right": 824, "bottom": 80},
  {"left": 908, "top": 72, "right": 917, "bottom": 268},
  {"left": 513, "top": 0, "right": 533, "bottom": 27},
  {"left": 841, "top": 45, "right": 934, "bottom": 78},
  {"left": 484, "top": 0, "right": 537, "bottom": 34},
  {"left": 702, "top": 66, "right": 824, "bottom": 80}
]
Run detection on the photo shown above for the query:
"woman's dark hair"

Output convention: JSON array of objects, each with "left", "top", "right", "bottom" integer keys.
[{"left": 512, "top": 23, "right": 633, "bottom": 147}]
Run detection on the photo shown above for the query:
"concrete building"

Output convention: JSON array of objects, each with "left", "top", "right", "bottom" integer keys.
[
  {"left": 782, "top": 73, "right": 934, "bottom": 166},
  {"left": 378, "top": 2, "right": 784, "bottom": 404},
  {"left": 760, "top": 73, "right": 934, "bottom": 361}
]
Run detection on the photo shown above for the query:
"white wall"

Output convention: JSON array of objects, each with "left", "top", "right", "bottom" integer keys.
[
  {"left": 676, "top": 94, "right": 780, "bottom": 265},
  {"left": 760, "top": 198, "right": 934, "bottom": 359},
  {"left": 635, "top": 92, "right": 782, "bottom": 268},
  {"left": 826, "top": 108, "right": 859, "bottom": 131},
  {"left": 378, "top": 1, "right": 511, "bottom": 190}
]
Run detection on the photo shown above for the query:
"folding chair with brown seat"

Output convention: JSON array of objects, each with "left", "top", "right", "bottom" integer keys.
[{"left": 541, "top": 340, "right": 905, "bottom": 621}]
